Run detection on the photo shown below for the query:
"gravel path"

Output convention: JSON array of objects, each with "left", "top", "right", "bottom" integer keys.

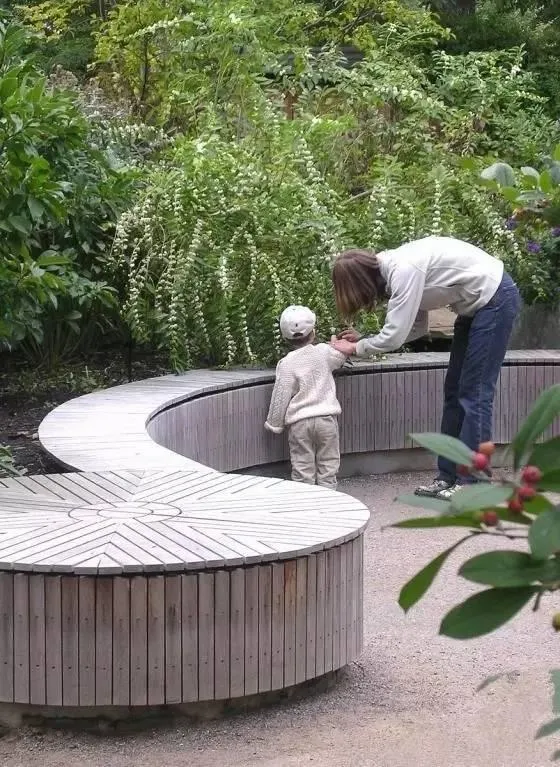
[{"left": 1, "top": 471, "right": 557, "bottom": 767}]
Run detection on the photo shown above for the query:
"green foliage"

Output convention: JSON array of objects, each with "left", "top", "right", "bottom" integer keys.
[
  {"left": 0, "top": 20, "right": 135, "bottom": 363},
  {"left": 482, "top": 153, "right": 560, "bottom": 304},
  {"left": 393, "top": 383, "right": 560, "bottom": 756},
  {"left": 0, "top": 443, "right": 24, "bottom": 477}
]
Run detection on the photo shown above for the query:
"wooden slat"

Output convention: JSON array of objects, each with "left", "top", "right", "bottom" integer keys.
[
  {"left": 283, "top": 560, "right": 297, "bottom": 687},
  {"left": 295, "top": 558, "right": 307, "bottom": 684},
  {"left": 29, "top": 575, "right": 46, "bottom": 705},
  {"left": 244, "top": 566, "right": 259, "bottom": 696},
  {"left": 0, "top": 573, "right": 14, "bottom": 703},
  {"left": 147, "top": 576, "right": 165, "bottom": 704},
  {"left": 78, "top": 577, "right": 96, "bottom": 705},
  {"left": 258, "top": 566, "right": 272, "bottom": 693},
  {"left": 181, "top": 574, "right": 198, "bottom": 703},
  {"left": 130, "top": 577, "right": 147, "bottom": 706},
  {"left": 95, "top": 578, "right": 113, "bottom": 705},
  {"left": 61, "top": 576, "right": 79, "bottom": 706},
  {"left": 315, "top": 551, "right": 326, "bottom": 678},
  {"left": 112, "top": 577, "right": 131, "bottom": 706},
  {"left": 198, "top": 572, "right": 214, "bottom": 701},
  {"left": 270, "top": 564, "right": 284, "bottom": 691},
  {"left": 45, "top": 576, "right": 62, "bottom": 705},
  {"left": 214, "top": 570, "right": 230, "bottom": 700},
  {"left": 13, "top": 574, "right": 29, "bottom": 703},
  {"left": 305, "top": 555, "right": 317, "bottom": 682},
  {"left": 164, "top": 575, "right": 182, "bottom": 704}
]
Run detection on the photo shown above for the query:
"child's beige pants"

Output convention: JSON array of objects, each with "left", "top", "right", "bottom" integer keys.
[{"left": 288, "top": 416, "right": 340, "bottom": 490}]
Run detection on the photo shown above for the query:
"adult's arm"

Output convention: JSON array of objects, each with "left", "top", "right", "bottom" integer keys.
[{"left": 355, "top": 264, "right": 427, "bottom": 357}]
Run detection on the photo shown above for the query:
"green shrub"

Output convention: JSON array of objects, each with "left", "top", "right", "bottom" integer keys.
[{"left": 0, "top": 20, "right": 135, "bottom": 361}]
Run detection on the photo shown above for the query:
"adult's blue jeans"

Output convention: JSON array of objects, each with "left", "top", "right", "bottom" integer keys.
[{"left": 437, "top": 272, "right": 521, "bottom": 484}]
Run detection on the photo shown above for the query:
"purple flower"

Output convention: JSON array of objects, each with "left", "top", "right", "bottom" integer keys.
[
  {"left": 505, "top": 217, "right": 518, "bottom": 230},
  {"left": 551, "top": 227, "right": 560, "bottom": 238},
  {"left": 527, "top": 240, "right": 541, "bottom": 254}
]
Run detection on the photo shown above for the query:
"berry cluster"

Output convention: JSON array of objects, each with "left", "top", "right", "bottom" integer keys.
[{"left": 460, "top": 441, "right": 543, "bottom": 528}]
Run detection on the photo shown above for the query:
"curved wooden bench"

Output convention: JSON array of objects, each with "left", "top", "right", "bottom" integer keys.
[
  {"left": 39, "top": 351, "right": 560, "bottom": 476},
  {"left": 5, "top": 348, "right": 556, "bottom": 722},
  {"left": 0, "top": 470, "right": 368, "bottom": 712}
]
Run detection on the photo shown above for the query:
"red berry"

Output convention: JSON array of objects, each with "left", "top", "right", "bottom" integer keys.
[
  {"left": 518, "top": 485, "right": 536, "bottom": 501},
  {"left": 478, "top": 441, "right": 496, "bottom": 457},
  {"left": 482, "top": 510, "right": 499, "bottom": 527},
  {"left": 521, "top": 466, "right": 542, "bottom": 485},
  {"left": 473, "top": 453, "right": 489, "bottom": 472},
  {"left": 508, "top": 497, "right": 524, "bottom": 514}
]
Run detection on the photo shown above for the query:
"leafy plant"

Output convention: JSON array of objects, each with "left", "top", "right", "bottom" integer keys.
[
  {"left": 393, "top": 384, "right": 560, "bottom": 758},
  {"left": 481, "top": 148, "right": 560, "bottom": 304},
  {"left": 0, "top": 20, "right": 135, "bottom": 361},
  {"left": 0, "top": 444, "right": 25, "bottom": 478}
]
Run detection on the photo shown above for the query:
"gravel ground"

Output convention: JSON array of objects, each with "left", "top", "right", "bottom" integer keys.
[{"left": 1, "top": 471, "right": 557, "bottom": 767}]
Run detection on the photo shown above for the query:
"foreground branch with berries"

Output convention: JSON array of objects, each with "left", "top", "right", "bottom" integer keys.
[{"left": 391, "top": 383, "right": 560, "bottom": 757}]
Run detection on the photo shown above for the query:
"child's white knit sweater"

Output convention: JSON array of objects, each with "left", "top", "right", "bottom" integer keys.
[{"left": 265, "top": 343, "right": 346, "bottom": 434}]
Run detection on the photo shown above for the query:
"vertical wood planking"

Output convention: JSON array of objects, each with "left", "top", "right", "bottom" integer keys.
[
  {"left": 45, "top": 575, "right": 62, "bottom": 705},
  {"left": 351, "top": 538, "right": 360, "bottom": 660},
  {"left": 324, "top": 550, "right": 334, "bottom": 672},
  {"left": 357, "top": 538, "right": 364, "bottom": 656},
  {"left": 112, "top": 577, "right": 130, "bottom": 706},
  {"left": 130, "top": 577, "right": 148, "bottom": 705},
  {"left": 257, "top": 566, "right": 272, "bottom": 692},
  {"left": 147, "top": 576, "right": 165, "bottom": 704},
  {"left": 305, "top": 555, "right": 317, "bottom": 682},
  {"left": 198, "top": 572, "right": 215, "bottom": 701},
  {"left": 295, "top": 558, "right": 307, "bottom": 684},
  {"left": 13, "top": 573, "right": 29, "bottom": 703},
  {"left": 339, "top": 544, "right": 348, "bottom": 667},
  {"left": 61, "top": 576, "right": 79, "bottom": 706},
  {"left": 229, "top": 569, "right": 245, "bottom": 698},
  {"left": 78, "top": 577, "right": 96, "bottom": 705},
  {"left": 164, "top": 575, "right": 182, "bottom": 704},
  {"left": 95, "top": 578, "right": 113, "bottom": 705},
  {"left": 244, "top": 566, "right": 259, "bottom": 696},
  {"left": 181, "top": 574, "right": 198, "bottom": 702},
  {"left": 315, "top": 551, "right": 326, "bottom": 677},
  {"left": 0, "top": 573, "right": 13, "bottom": 703},
  {"left": 270, "top": 564, "right": 284, "bottom": 691},
  {"left": 283, "top": 560, "right": 297, "bottom": 687},
  {"left": 28, "top": 575, "right": 45, "bottom": 705},
  {"left": 214, "top": 570, "right": 230, "bottom": 700},
  {"left": 331, "top": 547, "right": 341, "bottom": 671}
]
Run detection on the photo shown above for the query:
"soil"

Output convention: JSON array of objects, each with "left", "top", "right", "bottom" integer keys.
[{"left": 0, "top": 349, "right": 170, "bottom": 476}]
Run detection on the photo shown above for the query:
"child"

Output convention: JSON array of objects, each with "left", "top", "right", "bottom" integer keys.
[{"left": 265, "top": 305, "right": 347, "bottom": 489}]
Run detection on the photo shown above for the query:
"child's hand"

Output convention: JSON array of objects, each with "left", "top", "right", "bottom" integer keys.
[{"left": 337, "top": 327, "right": 360, "bottom": 343}]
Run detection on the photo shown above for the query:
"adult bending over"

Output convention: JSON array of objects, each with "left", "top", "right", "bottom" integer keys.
[{"left": 330, "top": 235, "right": 521, "bottom": 500}]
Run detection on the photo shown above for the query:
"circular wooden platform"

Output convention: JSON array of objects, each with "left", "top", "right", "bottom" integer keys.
[{"left": 0, "top": 470, "right": 369, "bottom": 708}]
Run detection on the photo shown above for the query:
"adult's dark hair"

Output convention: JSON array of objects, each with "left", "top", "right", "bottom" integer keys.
[{"left": 332, "top": 249, "right": 387, "bottom": 320}]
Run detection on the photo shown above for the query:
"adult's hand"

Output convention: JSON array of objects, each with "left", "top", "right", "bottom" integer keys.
[
  {"left": 330, "top": 336, "right": 357, "bottom": 357},
  {"left": 337, "top": 327, "right": 361, "bottom": 343}
]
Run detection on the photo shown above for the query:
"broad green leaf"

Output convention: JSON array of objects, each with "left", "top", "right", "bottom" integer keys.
[
  {"left": 409, "top": 433, "right": 473, "bottom": 466},
  {"left": 551, "top": 670, "right": 560, "bottom": 715},
  {"left": 542, "top": 206, "right": 560, "bottom": 226},
  {"left": 459, "top": 551, "right": 560, "bottom": 588},
  {"left": 553, "top": 144, "right": 560, "bottom": 162},
  {"left": 440, "top": 587, "right": 537, "bottom": 639},
  {"left": 391, "top": 516, "right": 480, "bottom": 529},
  {"left": 399, "top": 537, "right": 472, "bottom": 612},
  {"left": 395, "top": 493, "right": 451, "bottom": 513},
  {"left": 536, "top": 718, "right": 560, "bottom": 740},
  {"left": 528, "top": 437, "right": 560, "bottom": 475},
  {"left": 524, "top": 495, "right": 556, "bottom": 515},
  {"left": 27, "top": 197, "right": 45, "bottom": 221},
  {"left": 529, "top": 510, "right": 560, "bottom": 560},
  {"left": 480, "top": 162, "right": 516, "bottom": 187},
  {"left": 538, "top": 472, "right": 560, "bottom": 493},
  {"left": 7, "top": 214, "right": 31, "bottom": 235},
  {"left": 540, "top": 170, "right": 554, "bottom": 194},
  {"left": 510, "top": 385, "right": 560, "bottom": 469},
  {"left": 450, "top": 484, "right": 513, "bottom": 513},
  {"left": 521, "top": 166, "right": 540, "bottom": 180}
]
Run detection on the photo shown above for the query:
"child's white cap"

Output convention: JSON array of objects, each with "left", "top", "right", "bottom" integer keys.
[{"left": 279, "top": 305, "right": 316, "bottom": 340}]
